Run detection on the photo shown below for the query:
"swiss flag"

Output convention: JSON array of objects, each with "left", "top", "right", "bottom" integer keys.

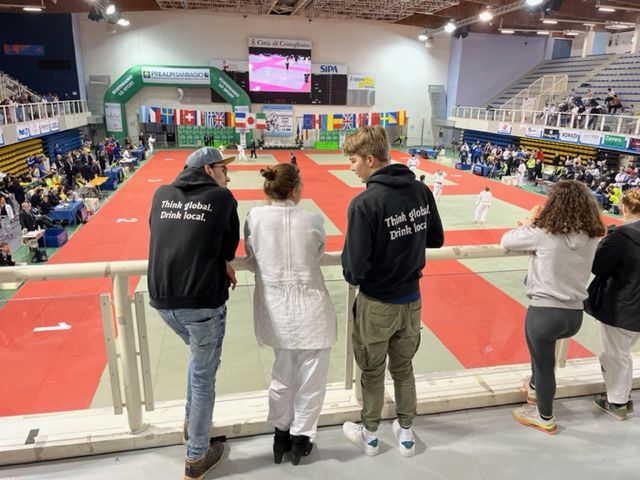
[{"left": 180, "top": 109, "right": 197, "bottom": 126}]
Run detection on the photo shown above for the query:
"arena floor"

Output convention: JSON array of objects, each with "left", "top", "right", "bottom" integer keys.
[{"left": 0, "top": 149, "right": 633, "bottom": 416}]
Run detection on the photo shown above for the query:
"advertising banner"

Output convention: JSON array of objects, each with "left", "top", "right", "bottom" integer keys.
[
  {"left": 105, "top": 103, "right": 124, "bottom": 132},
  {"left": 16, "top": 124, "right": 30, "bottom": 140},
  {"left": 248, "top": 37, "right": 312, "bottom": 50},
  {"left": 542, "top": 128, "right": 559, "bottom": 140},
  {"left": 141, "top": 66, "right": 210, "bottom": 85},
  {"left": 628, "top": 137, "right": 640, "bottom": 152},
  {"left": 40, "top": 120, "right": 51, "bottom": 134},
  {"left": 312, "top": 64, "right": 348, "bottom": 75},
  {"left": 525, "top": 125, "right": 543, "bottom": 138},
  {"left": 602, "top": 134, "right": 627, "bottom": 149},
  {"left": 559, "top": 130, "right": 580, "bottom": 143},
  {"left": 497, "top": 122, "right": 512, "bottom": 134},
  {"left": 579, "top": 132, "right": 602, "bottom": 146},
  {"left": 348, "top": 74, "right": 375, "bottom": 91},
  {"left": 263, "top": 105, "right": 294, "bottom": 137},
  {"left": 50, "top": 118, "right": 60, "bottom": 131},
  {"left": 29, "top": 121, "right": 41, "bottom": 136}
]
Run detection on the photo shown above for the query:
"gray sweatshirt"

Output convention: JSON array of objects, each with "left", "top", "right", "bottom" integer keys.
[{"left": 501, "top": 226, "right": 599, "bottom": 309}]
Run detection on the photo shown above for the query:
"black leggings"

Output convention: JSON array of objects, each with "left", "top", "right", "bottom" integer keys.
[{"left": 525, "top": 306, "right": 583, "bottom": 417}]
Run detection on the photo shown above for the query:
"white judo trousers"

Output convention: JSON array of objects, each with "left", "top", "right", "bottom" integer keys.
[
  {"left": 474, "top": 203, "right": 490, "bottom": 223},
  {"left": 599, "top": 323, "right": 640, "bottom": 404},
  {"left": 238, "top": 146, "right": 247, "bottom": 161},
  {"left": 268, "top": 347, "right": 331, "bottom": 440}
]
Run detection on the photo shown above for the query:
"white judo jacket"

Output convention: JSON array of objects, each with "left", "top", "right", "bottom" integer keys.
[{"left": 244, "top": 200, "right": 337, "bottom": 349}]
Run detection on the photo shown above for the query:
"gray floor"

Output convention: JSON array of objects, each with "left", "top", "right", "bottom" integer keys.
[{"left": 2, "top": 395, "right": 638, "bottom": 480}]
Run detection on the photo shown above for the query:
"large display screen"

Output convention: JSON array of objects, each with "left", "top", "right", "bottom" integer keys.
[{"left": 249, "top": 47, "right": 311, "bottom": 93}]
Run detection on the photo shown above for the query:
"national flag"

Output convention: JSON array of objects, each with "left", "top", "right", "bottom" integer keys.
[
  {"left": 235, "top": 111, "right": 246, "bottom": 129},
  {"left": 180, "top": 109, "right": 197, "bottom": 126},
  {"left": 332, "top": 115, "right": 343, "bottom": 130},
  {"left": 326, "top": 114, "right": 334, "bottom": 132},
  {"left": 302, "top": 114, "right": 315, "bottom": 130},
  {"left": 398, "top": 110, "right": 406, "bottom": 126},
  {"left": 357, "top": 113, "right": 368, "bottom": 128},
  {"left": 161, "top": 107, "right": 175, "bottom": 124},
  {"left": 174, "top": 108, "right": 181, "bottom": 125},
  {"left": 256, "top": 112, "right": 266, "bottom": 129},
  {"left": 320, "top": 114, "right": 329, "bottom": 131},
  {"left": 245, "top": 113, "right": 256, "bottom": 129},
  {"left": 342, "top": 113, "right": 356, "bottom": 130},
  {"left": 380, "top": 112, "right": 396, "bottom": 127},
  {"left": 314, "top": 114, "right": 322, "bottom": 129},
  {"left": 149, "top": 107, "right": 161, "bottom": 123},
  {"left": 226, "top": 111, "right": 235, "bottom": 128},
  {"left": 207, "top": 112, "right": 226, "bottom": 128},
  {"left": 370, "top": 112, "right": 380, "bottom": 126}
]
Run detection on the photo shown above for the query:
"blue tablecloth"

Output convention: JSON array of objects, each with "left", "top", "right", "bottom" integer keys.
[
  {"left": 48, "top": 201, "right": 87, "bottom": 225},
  {"left": 105, "top": 167, "right": 124, "bottom": 182}
]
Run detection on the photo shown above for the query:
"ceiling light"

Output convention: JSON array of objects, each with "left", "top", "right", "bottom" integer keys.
[
  {"left": 501, "top": 29, "right": 515, "bottom": 34},
  {"left": 424, "top": 38, "right": 435, "bottom": 49},
  {"left": 542, "top": 19, "right": 558, "bottom": 24},
  {"left": 599, "top": 7, "right": 616, "bottom": 12},
  {"left": 23, "top": 6, "right": 42, "bottom": 11},
  {"left": 583, "top": 23, "right": 596, "bottom": 26},
  {"left": 418, "top": 32, "right": 429, "bottom": 41},
  {"left": 537, "top": 31, "right": 550, "bottom": 35},
  {"left": 444, "top": 21, "right": 456, "bottom": 33},
  {"left": 479, "top": 10, "right": 493, "bottom": 22},
  {"left": 565, "top": 31, "right": 580, "bottom": 36},
  {"left": 105, "top": 4, "right": 115, "bottom": 15},
  {"left": 606, "top": 22, "right": 634, "bottom": 30},
  {"left": 117, "top": 18, "right": 130, "bottom": 26},
  {"left": 526, "top": 0, "right": 544, "bottom": 6}
]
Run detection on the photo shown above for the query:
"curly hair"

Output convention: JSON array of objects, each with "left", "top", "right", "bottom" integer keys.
[
  {"left": 533, "top": 180, "right": 605, "bottom": 237},
  {"left": 622, "top": 188, "right": 640, "bottom": 215}
]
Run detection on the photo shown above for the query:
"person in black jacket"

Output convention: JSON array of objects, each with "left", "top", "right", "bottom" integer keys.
[
  {"left": 148, "top": 147, "right": 239, "bottom": 480},
  {"left": 588, "top": 189, "right": 640, "bottom": 420},
  {"left": 341, "top": 126, "right": 444, "bottom": 458},
  {"left": 0, "top": 242, "right": 15, "bottom": 267}
]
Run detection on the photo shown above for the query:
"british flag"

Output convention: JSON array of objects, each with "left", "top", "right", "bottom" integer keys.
[
  {"left": 342, "top": 113, "right": 356, "bottom": 130},
  {"left": 206, "top": 112, "right": 226, "bottom": 128}
]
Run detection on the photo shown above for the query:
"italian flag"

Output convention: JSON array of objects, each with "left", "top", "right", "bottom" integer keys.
[{"left": 256, "top": 112, "right": 266, "bottom": 130}]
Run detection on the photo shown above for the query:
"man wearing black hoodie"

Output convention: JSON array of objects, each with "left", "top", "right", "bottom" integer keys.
[
  {"left": 148, "top": 147, "right": 240, "bottom": 480},
  {"left": 341, "top": 126, "right": 444, "bottom": 458}
]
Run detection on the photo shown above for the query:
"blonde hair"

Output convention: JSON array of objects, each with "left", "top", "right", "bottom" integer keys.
[
  {"left": 342, "top": 126, "right": 390, "bottom": 163},
  {"left": 622, "top": 189, "right": 640, "bottom": 215}
]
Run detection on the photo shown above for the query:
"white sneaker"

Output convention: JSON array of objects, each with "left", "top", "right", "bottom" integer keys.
[
  {"left": 392, "top": 419, "right": 415, "bottom": 457},
  {"left": 342, "top": 422, "right": 379, "bottom": 456}
]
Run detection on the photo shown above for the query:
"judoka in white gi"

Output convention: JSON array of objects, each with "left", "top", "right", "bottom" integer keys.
[
  {"left": 474, "top": 186, "right": 493, "bottom": 224},
  {"left": 433, "top": 169, "right": 447, "bottom": 202}
]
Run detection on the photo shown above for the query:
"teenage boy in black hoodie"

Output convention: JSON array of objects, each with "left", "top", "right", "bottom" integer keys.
[
  {"left": 341, "top": 126, "right": 444, "bottom": 458},
  {"left": 148, "top": 147, "right": 240, "bottom": 480}
]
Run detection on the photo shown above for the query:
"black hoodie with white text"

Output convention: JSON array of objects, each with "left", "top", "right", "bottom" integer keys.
[{"left": 342, "top": 163, "right": 444, "bottom": 302}]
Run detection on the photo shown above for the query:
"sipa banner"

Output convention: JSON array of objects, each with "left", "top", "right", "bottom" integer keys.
[{"left": 312, "top": 64, "right": 348, "bottom": 75}]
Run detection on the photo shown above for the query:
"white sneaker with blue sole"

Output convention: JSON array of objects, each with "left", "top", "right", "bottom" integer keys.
[
  {"left": 343, "top": 421, "right": 379, "bottom": 456},
  {"left": 392, "top": 419, "right": 415, "bottom": 457}
]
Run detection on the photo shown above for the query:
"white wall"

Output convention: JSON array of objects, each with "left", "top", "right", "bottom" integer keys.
[
  {"left": 76, "top": 11, "right": 451, "bottom": 144},
  {"left": 451, "top": 33, "right": 548, "bottom": 107}
]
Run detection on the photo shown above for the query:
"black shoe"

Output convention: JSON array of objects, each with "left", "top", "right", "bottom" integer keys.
[
  {"left": 184, "top": 439, "right": 225, "bottom": 480},
  {"left": 290, "top": 434, "right": 313, "bottom": 466},
  {"left": 273, "top": 428, "right": 291, "bottom": 464}
]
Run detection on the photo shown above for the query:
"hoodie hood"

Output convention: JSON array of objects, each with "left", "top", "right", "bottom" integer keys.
[
  {"left": 367, "top": 163, "right": 415, "bottom": 189},
  {"left": 171, "top": 167, "right": 219, "bottom": 191},
  {"left": 618, "top": 219, "right": 640, "bottom": 247},
  {"left": 563, "top": 231, "right": 591, "bottom": 250}
]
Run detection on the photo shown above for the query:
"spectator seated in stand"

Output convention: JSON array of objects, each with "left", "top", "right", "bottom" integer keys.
[{"left": 0, "top": 242, "right": 15, "bottom": 267}]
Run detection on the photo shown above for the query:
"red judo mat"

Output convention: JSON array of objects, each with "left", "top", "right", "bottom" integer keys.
[{"left": 0, "top": 150, "right": 611, "bottom": 415}]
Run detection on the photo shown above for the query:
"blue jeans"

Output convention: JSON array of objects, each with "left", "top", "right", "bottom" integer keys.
[{"left": 157, "top": 306, "right": 227, "bottom": 460}]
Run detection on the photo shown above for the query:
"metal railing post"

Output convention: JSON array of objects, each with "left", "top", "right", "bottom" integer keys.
[
  {"left": 344, "top": 284, "right": 357, "bottom": 390},
  {"left": 112, "top": 274, "right": 146, "bottom": 433}
]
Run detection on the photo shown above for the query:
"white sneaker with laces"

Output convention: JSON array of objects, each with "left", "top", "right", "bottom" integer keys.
[
  {"left": 392, "top": 419, "right": 416, "bottom": 457},
  {"left": 342, "top": 421, "right": 379, "bottom": 456}
]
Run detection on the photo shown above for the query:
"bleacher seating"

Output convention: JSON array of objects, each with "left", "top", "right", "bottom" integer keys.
[
  {"left": 488, "top": 54, "right": 614, "bottom": 107},
  {"left": 574, "top": 52, "right": 640, "bottom": 105},
  {"left": 43, "top": 129, "right": 83, "bottom": 160},
  {"left": 0, "top": 138, "right": 43, "bottom": 177}
]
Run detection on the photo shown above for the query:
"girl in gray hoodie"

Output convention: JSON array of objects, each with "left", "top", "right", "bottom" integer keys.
[{"left": 501, "top": 181, "right": 605, "bottom": 434}]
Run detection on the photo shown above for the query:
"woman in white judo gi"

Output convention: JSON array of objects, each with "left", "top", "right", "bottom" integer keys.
[
  {"left": 407, "top": 154, "right": 420, "bottom": 173},
  {"left": 474, "top": 186, "right": 493, "bottom": 224},
  {"left": 244, "top": 164, "right": 337, "bottom": 466},
  {"left": 517, "top": 160, "right": 527, "bottom": 187},
  {"left": 433, "top": 169, "right": 447, "bottom": 202}
]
